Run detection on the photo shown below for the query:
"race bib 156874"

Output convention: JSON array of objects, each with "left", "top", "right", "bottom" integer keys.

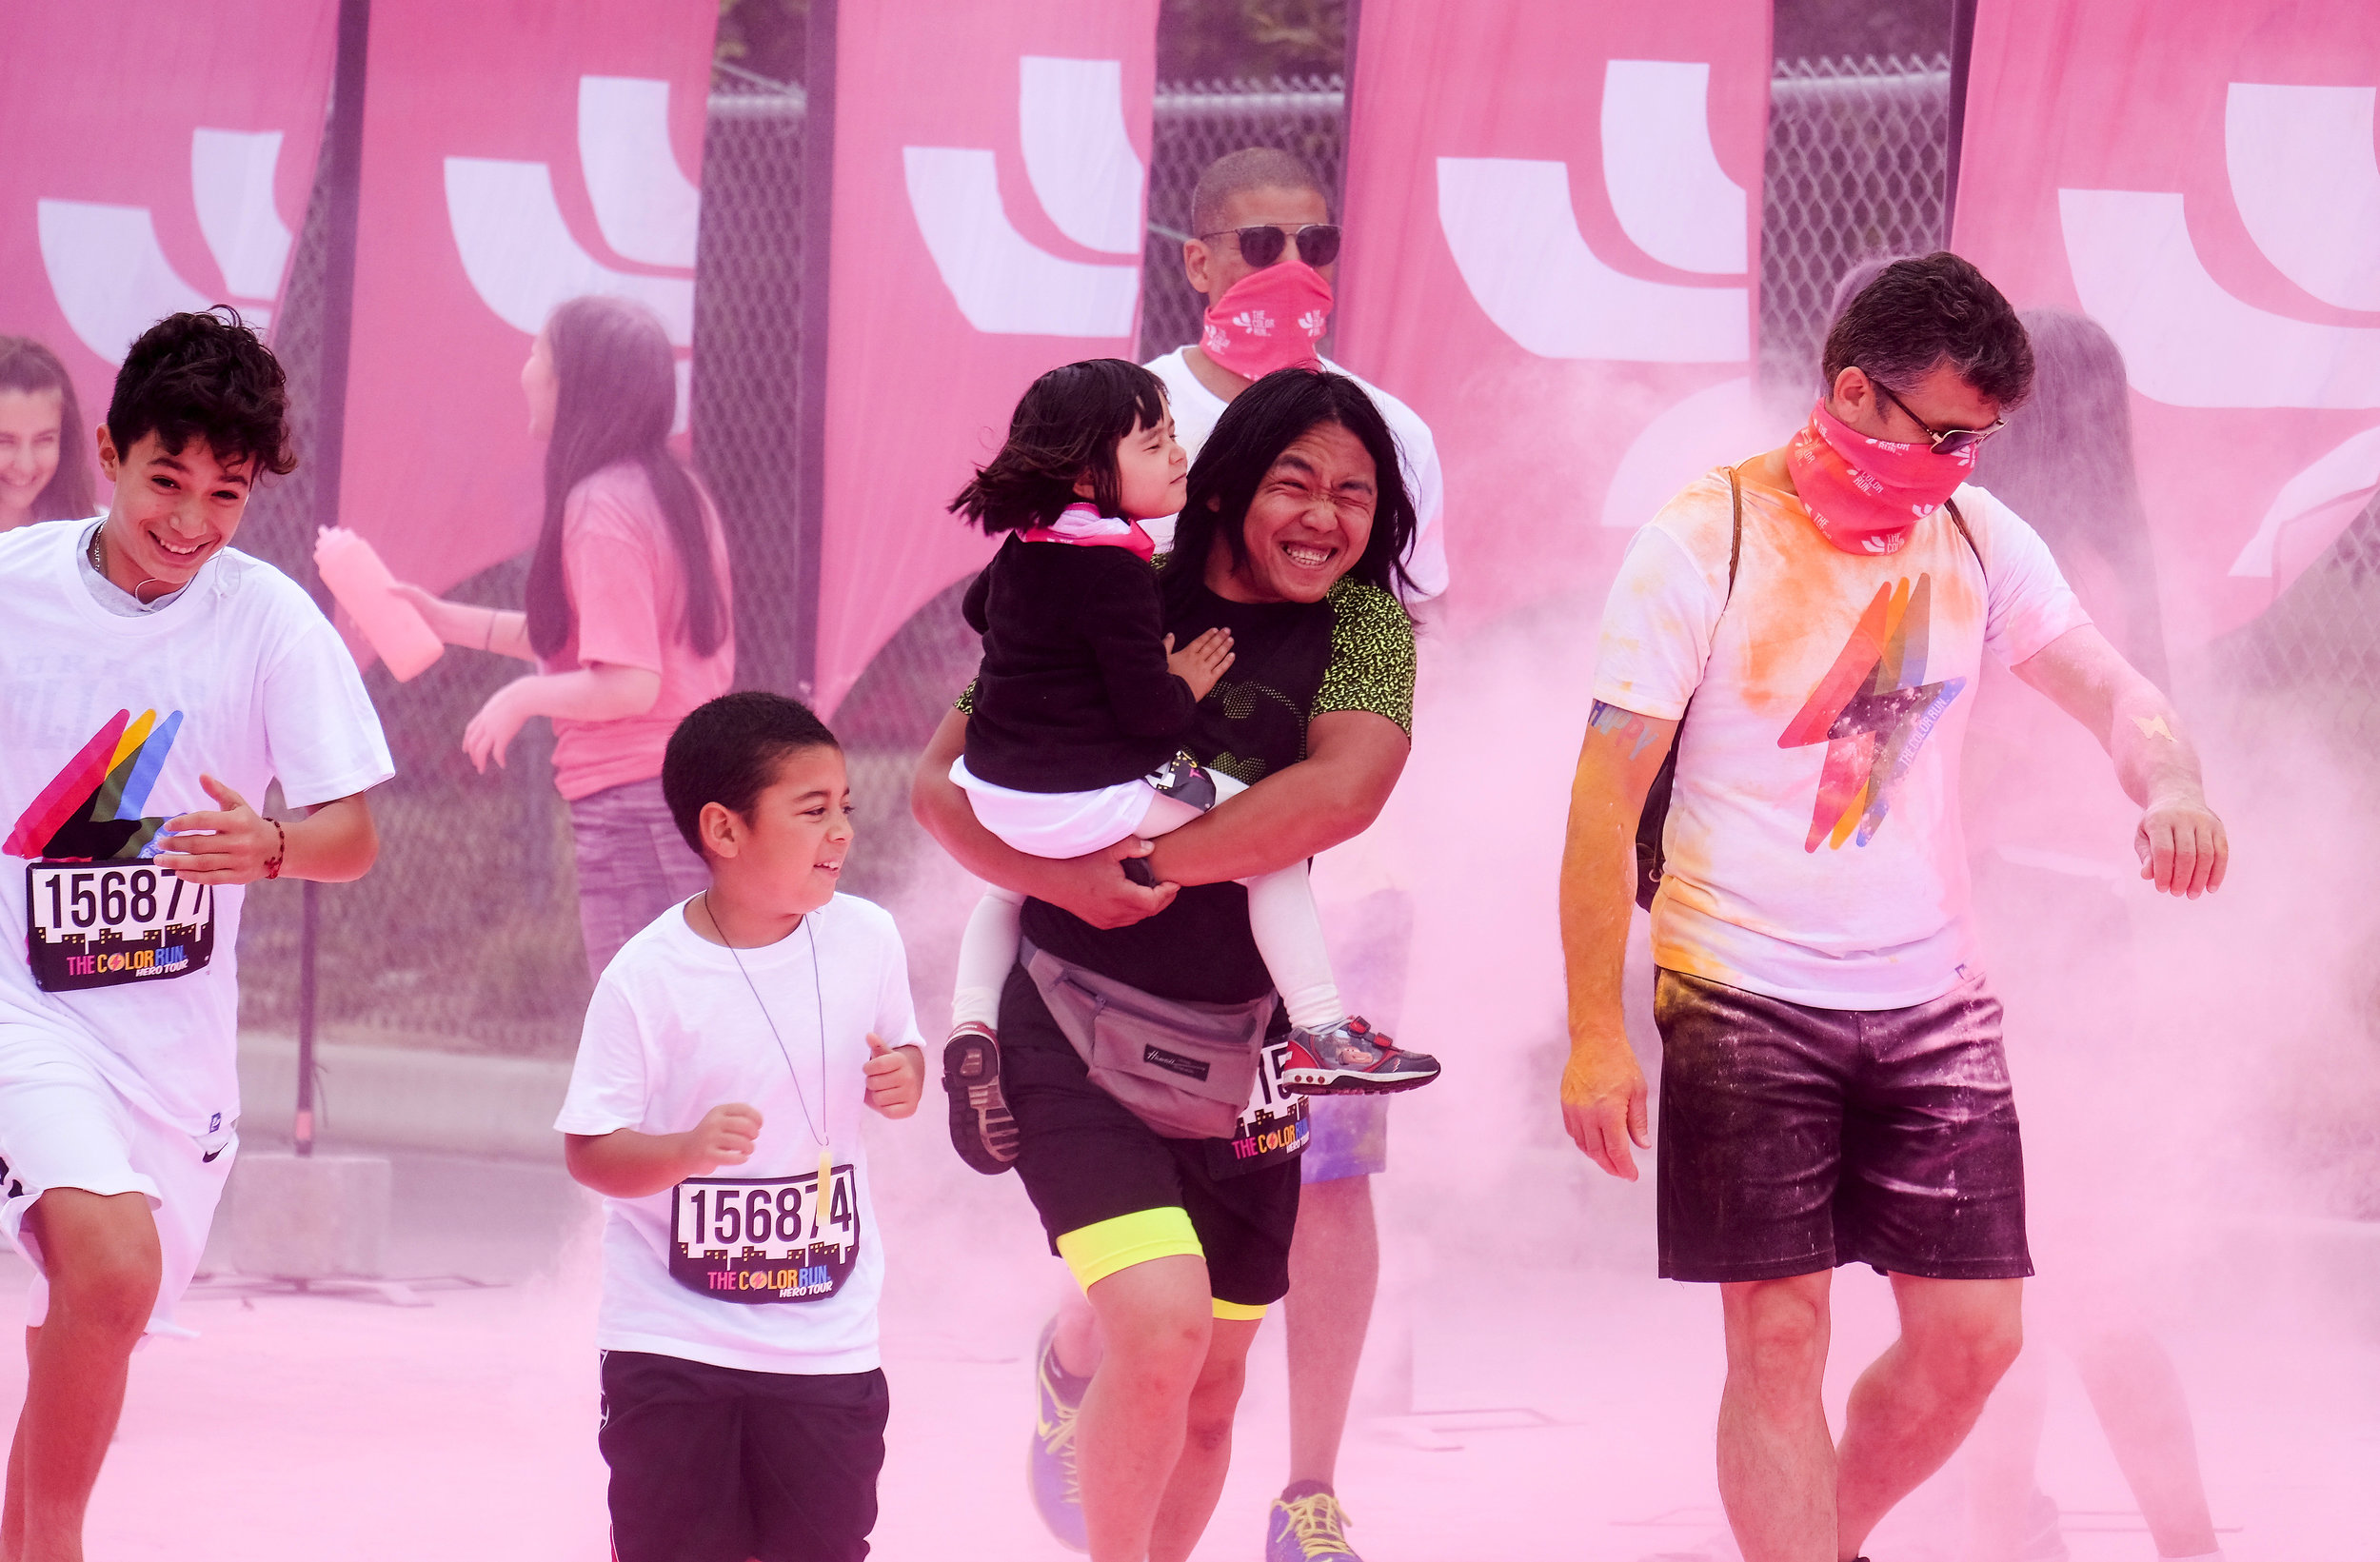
[
  {"left": 25, "top": 861, "right": 214, "bottom": 993},
  {"left": 1207, "top": 1035, "right": 1309, "bottom": 1178},
  {"left": 668, "top": 1166, "right": 862, "bottom": 1305}
]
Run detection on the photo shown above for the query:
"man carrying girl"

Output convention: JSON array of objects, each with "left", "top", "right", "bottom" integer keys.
[{"left": 914, "top": 367, "right": 1424, "bottom": 1562}]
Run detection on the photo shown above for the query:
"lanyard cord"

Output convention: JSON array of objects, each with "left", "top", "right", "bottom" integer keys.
[{"left": 703, "top": 891, "right": 828, "bottom": 1152}]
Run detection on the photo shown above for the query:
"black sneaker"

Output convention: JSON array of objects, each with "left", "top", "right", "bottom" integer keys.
[
  {"left": 1279, "top": 1017, "right": 1440, "bottom": 1095},
  {"left": 1146, "top": 750, "right": 1218, "bottom": 810},
  {"left": 942, "top": 1023, "right": 1019, "bottom": 1174}
]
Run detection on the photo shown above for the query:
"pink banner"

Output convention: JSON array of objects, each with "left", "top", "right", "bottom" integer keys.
[
  {"left": 816, "top": 0, "right": 1159, "bottom": 713},
  {"left": 1333, "top": 0, "right": 1773, "bottom": 628},
  {"left": 339, "top": 0, "right": 717, "bottom": 599},
  {"left": 0, "top": 0, "right": 335, "bottom": 449},
  {"left": 1952, "top": 0, "right": 2380, "bottom": 646}
]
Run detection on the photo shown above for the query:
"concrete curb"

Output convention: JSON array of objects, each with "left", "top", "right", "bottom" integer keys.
[{"left": 237, "top": 1034, "right": 570, "bottom": 1163}]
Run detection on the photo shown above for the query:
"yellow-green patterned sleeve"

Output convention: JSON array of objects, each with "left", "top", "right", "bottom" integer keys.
[
  {"left": 1312, "top": 579, "right": 1417, "bottom": 736},
  {"left": 953, "top": 679, "right": 978, "bottom": 715}
]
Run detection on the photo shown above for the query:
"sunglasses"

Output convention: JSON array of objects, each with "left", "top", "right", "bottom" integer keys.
[
  {"left": 1197, "top": 223, "right": 1342, "bottom": 269},
  {"left": 1868, "top": 376, "right": 2007, "bottom": 455}
]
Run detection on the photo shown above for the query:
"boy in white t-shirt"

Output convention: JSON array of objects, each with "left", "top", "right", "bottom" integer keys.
[
  {"left": 558, "top": 692, "right": 927, "bottom": 1562},
  {"left": 0, "top": 308, "right": 394, "bottom": 1559}
]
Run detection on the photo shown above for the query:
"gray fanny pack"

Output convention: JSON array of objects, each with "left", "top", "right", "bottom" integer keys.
[{"left": 1021, "top": 939, "right": 1274, "bottom": 1140}]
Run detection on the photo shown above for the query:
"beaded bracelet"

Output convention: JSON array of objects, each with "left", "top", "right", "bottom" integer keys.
[{"left": 264, "top": 818, "right": 288, "bottom": 880}]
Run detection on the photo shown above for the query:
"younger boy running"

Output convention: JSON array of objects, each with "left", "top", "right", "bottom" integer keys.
[
  {"left": 558, "top": 692, "right": 928, "bottom": 1562},
  {"left": 0, "top": 308, "right": 392, "bottom": 1561}
]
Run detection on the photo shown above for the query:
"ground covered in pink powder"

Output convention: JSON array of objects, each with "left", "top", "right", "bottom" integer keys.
[{"left": 8, "top": 1147, "right": 2370, "bottom": 1560}]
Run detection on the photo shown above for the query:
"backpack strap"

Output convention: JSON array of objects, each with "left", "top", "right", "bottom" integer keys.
[
  {"left": 1945, "top": 496, "right": 1984, "bottom": 577},
  {"left": 1723, "top": 465, "right": 1745, "bottom": 606}
]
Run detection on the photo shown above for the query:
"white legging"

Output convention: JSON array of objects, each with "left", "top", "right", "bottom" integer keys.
[{"left": 949, "top": 770, "right": 1342, "bottom": 1035}]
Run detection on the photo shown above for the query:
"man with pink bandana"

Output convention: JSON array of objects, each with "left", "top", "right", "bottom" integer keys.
[{"left": 1556, "top": 253, "right": 2231, "bottom": 1562}]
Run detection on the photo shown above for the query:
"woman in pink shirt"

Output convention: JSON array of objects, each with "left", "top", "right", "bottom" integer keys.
[{"left": 399, "top": 296, "right": 735, "bottom": 976}]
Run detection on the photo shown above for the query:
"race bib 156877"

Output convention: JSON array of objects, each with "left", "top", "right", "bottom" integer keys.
[
  {"left": 25, "top": 861, "right": 214, "bottom": 993},
  {"left": 668, "top": 1165, "right": 862, "bottom": 1305}
]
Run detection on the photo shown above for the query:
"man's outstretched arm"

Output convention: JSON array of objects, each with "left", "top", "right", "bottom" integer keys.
[
  {"left": 1140, "top": 708, "right": 1409, "bottom": 888},
  {"left": 911, "top": 708, "right": 1179, "bottom": 930},
  {"left": 1557, "top": 702, "right": 1678, "bottom": 1181},
  {"left": 2010, "top": 624, "right": 2229, "bottom": 898}
]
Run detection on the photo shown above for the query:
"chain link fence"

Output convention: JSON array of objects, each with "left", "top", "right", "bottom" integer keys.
[
  {"left": 230, "top": 54, "right": 2378, "bottom": 1063},
  {"left": 1758, "top": 53, "right": 1953, "bottom": 403}
]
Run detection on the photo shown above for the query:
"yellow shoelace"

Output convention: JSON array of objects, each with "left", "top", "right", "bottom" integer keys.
[
  {"left": 1279, "top": 1493, "right": 1358, "bottom": 1557},
  {"left": 1036, "top": 1361, "right": 1082, "bottom": 1503}
]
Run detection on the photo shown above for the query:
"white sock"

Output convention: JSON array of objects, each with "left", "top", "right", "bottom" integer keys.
[
  {"left": 1242, "top": 861, "right": 1344, "bottom": 1034},
  {"left": 950, "top": 887, "right": 1023, "bottom": 1033}
]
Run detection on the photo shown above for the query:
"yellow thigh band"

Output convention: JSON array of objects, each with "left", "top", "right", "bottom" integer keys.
[
  {"left": 1055, "top": 1207, "right": 1202, "bottom": 1292},
  {"left": 1210, "top": 1297, "right": 1268, "bottom": 1321}
]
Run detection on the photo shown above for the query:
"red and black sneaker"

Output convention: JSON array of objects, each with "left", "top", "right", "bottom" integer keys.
[
  {"left": 1279, "top": 1018, "right": 1439, "bottom": 1096},
  {"left": 942, "top": 1022, "right": 1020, "bottom": 1175}
]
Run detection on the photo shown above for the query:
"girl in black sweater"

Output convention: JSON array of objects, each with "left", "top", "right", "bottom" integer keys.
[{"left": 940, "top": 361, "right": 1428, "bottom": 1174}]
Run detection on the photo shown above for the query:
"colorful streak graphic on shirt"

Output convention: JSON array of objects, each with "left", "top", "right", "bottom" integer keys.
[
  {"left": 1776, "top": 577, "right": 1965, "bottom": 851},
  {"left": 4, "top": 708, "right": 186, "bottom": 860}
]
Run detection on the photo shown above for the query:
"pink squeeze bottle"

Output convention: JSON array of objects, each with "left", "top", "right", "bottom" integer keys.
[{"left": 314, "top": 526, "right": 444, "bottom": 681}]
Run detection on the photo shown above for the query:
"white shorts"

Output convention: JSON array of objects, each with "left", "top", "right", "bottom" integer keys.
[
  {"left": 0, "top": 1023, "right": 236, "bottom": 1337},
  {"left": 950, "top": 758, "right": 1155, "bottom": 860}
]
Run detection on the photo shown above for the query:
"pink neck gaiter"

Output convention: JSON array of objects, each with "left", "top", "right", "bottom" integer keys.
[
  {"left": 1020, "top": 503, "right": 1155, "bottom": 561},
  {"left": 1200, "top": 261, "right": 1332, "bottom": 379},
  {"left": 1785, "top": 399, "right": 1975, "bottom": 554}
]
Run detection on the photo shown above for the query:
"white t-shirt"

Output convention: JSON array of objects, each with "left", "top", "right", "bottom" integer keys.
[
  {"left": 554, "top": 894, "right": 924, "bottom": 1375},
  {"left": 0, "top": 519, "right": 395, "bottom": 1133},
  {"left": 1142, "top": 347, "right": 1449, "bottom": 603},
  {"left": 1592, "top": 470, "right": 2090, "bottom": 1009}
]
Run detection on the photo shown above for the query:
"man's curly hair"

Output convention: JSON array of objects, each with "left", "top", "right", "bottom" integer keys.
[{"left": 106, "top": 307, "right": 297, "bottom": 478}]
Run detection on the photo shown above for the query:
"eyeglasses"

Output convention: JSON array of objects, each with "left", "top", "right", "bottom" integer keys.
[
  {"left": 1867, "top": 375, "right": 2007, "bottom": 455},
  {"left": 1196, "top": 223, "right": 1341, "bottom": 269}
]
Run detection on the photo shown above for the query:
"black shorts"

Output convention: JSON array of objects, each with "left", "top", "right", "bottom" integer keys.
[
  {"left": 599, "top": 1350, "right": 889, "bottom": 1562},
  {"left": 1654, "top": 968, "right": 2032, "bottom": 1284},
  {"left": 999, "top": 961, "right": 1300, "bottom": 1315}
]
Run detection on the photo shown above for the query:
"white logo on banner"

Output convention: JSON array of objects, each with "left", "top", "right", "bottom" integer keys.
[
  {"left": 903, "top": 55, "right": 1143, "bottom": 336},
  {"left": 38, "top": 129, "right": 292, "bottom": 363},
  {"left": 1438, "top": 60, "right": 1750, "bottom": 364},
  {"left": 444, "top": 76, "right": 699, "bottom": 425},
  {"left": 2060, "top": 82, "right": 2380, "bottom": 578}
]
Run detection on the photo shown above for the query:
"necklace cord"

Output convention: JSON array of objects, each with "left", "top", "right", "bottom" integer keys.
[
  {"left": 704, "top": 891, "right": 829, "bottom": 1152},
  {"left": 89, "top": 524, "right": 172, "bottom": 603}
]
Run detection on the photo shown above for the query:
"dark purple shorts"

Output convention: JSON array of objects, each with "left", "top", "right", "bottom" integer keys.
[{"left": 1654, "top": 968, "right": 2032, "bottom": 1284}]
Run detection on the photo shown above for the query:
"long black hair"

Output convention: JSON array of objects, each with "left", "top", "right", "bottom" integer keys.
[
  {"left": 0, "top": 336, "right": 96, "bottom": 521},
  {"left": 526, "top": 296, "right": 727, "bottom": 662},
  {"left": 1973, "top": 308, "right": 2169, "bottom": 684},
  {"left": 950, "top": 358, "right": 1169, "bottom": 532},
  {"left": 1163, "top": 367, "right": 1416, "bottom": 617}
]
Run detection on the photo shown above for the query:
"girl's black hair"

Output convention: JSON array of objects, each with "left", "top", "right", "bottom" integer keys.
[
  {"left": 1162, "top": 368, "right": 1416, "bottom": 617},
  {"left": 0, "top": 335, "right": 94, "bottom": 521},
  {"left": 950, "top": 358, "right": 1170, "bottom": 532},
  {"left": 526, "top": 296, "right": 728, "bottom": 663}
]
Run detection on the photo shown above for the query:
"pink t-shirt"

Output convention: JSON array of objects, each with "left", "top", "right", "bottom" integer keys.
[
  {"left": 1593, "top": 468, "right": 2090, "bottom": 1009},
  {"left": 543, "top": 463, "right": 735, "bottom": 801}
]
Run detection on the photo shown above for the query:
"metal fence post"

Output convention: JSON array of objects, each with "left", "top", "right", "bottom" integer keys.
[
  {"left": 1945, "top": 0, "right": 1980, "bottom": 236},
  {"left": 789, "top": 0, "right": 838, "bottom": 703},
  {"left": 293, "top": 0, "right": 372, "bottom": 1156}
]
